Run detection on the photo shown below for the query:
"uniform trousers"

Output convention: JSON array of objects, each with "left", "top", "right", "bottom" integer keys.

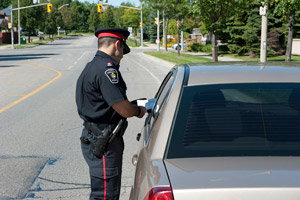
[{"left": 81, "top": 128, "right": 124, "bottom": 200}]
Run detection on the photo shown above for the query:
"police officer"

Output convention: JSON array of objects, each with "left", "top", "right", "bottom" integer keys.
[{"left": 76, "top": 27, "right": 146, "bottom": 200}]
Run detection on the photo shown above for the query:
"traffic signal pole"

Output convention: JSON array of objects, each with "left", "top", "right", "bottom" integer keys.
[{"left": 9, "top": 5, "right": 14, "bottom": 49}]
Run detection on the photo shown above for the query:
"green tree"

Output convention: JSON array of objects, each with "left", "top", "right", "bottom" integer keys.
[
  {"left": 0, "top": 0, "right": 11, "bottom": 10},
  {"left": 145, "top": 7, "right": 156, "bottom": 42},
  {"left": 87, "top": 4, "right": 101, "bottom": 31},
  {"left": 19, "top": 0, "right": 44, "bottom": 42},
  {"left": 103, "top": 6, "right": 115, "bottom": 27},
  {"left": 192, "top": 0, "right": 244, "bottom": 62},
  {"left": 121, "top": 6, "right": 140, "bottom": 44},
  {"left": 267, "top": 0, "right": 300, "bottom": 61},
  {"left": 44, "top": 9, "right": 58, "bottom": 37},
  {"left": 113, "top": 6, "right": 125, "bottom": 28},
  {"left": 142, "top": 0, "right": 190, "bottom": 54},
  {"left": 225, "top": 1, "right": 261, "bottom": 56}
]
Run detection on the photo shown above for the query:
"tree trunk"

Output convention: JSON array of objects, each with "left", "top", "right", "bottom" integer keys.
[
  {"left": 212, "top": 29, "right": 218, "bottom": 62},
  {"left": 164, "top": 18, "right": 169, "bottom": 52},
  {"left": 285, "top": 11, "right": 295, "bottom": 62},
  {"left": 177, "top": 18, "right": 180, "bottom": 57},
  {"left": 28, "top": 30, "right": 31, "bottom": 43}
]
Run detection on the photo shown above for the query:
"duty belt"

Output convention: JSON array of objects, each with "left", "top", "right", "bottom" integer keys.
[{"left": 81, "top": 119, "right": 126, "bottom": 158}]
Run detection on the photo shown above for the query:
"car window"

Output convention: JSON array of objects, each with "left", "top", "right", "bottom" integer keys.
[
  {"left": 144, "top": 70, "right": 176, "bottom": 142},
  {"left": 166, "top": 83, "right": 300, "bottom": 158}
]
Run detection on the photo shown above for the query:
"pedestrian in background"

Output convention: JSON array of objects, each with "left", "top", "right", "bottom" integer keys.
[{"left": 76, "top": 27, "right": 146, "bottom": 200}]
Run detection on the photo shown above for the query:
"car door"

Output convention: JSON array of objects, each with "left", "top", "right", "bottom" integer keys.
[{"left": 144, "top": 69, "right": 176, "bottom": 144}]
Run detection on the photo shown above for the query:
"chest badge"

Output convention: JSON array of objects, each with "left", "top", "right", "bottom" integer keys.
[{"left": 105, "top": 68, "right": 119, "bottom": 84}]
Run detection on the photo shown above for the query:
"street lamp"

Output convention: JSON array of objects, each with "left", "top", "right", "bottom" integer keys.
[{"left": 58, "top": 4, "right": 69, "bottom": 10}]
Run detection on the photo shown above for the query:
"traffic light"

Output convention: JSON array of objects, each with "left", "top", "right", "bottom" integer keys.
[
  {"left": 47, "top": 3, "right": 52, "bottom": 13},
  {"left": 155, "top": 18, "right": 158, "bottom": 25},
  {"left": 140, "top": 22, "right": 143, "bottom": 28},
  {"left": 98, "top": 3, "right": 103, "bottom": 13}
]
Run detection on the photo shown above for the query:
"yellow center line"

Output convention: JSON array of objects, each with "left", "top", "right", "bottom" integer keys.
[{"left": 0, "top": 60, "right": 63, "bottom": 113}]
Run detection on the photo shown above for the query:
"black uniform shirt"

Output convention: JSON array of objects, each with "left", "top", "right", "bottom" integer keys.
[{"left": 76, "top": 51, "right": 127, "bottom": 124}]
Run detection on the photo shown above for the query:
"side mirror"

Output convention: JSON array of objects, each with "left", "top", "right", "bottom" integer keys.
[{"left": 136, "top": 133, "right": 141, "bottom": 141}]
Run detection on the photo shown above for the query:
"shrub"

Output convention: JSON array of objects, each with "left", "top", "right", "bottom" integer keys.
[
  {"left": 202, "top": 44, "right": 212, "bottom": 53},
  {"left": 189, "top": 43, "right": 203, "bottom": 52}
]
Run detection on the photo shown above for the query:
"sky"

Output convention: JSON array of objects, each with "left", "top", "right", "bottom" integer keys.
[{"left": 78, "top": 0, "right": 141, "bottom": 7}]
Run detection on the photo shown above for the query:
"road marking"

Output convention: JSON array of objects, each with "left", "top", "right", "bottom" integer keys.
[
  {"left": 130, "top": 59, "right": 161, "bottom": 85},
  {"left": 0, "top": 60, "right": 63, "bottom": 113},
  {"left": 68, "top": 52, "right": 87, "bottom": 70}
]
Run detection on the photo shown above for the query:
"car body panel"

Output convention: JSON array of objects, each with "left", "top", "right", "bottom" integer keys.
[
  {"left": 173, "top": 188, "right": 300, "bottom": 200},
  {"left": 130, "top": 62, "right": 300, "bottom": 200},
  {"left": 165, "top": 157, "right": 300, "bottom": 189},
  {"left": 166, "top": 157, "right": 300, "bottom": 199}
]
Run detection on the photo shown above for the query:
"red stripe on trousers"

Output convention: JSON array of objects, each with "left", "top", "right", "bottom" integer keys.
[{"left": 103, "top": 155, "right": 106, "bottom": 200}]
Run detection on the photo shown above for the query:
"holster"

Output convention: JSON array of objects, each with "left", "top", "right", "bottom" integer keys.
[{"left": 83, "top": 120, "right": 127, "bottom": 158}]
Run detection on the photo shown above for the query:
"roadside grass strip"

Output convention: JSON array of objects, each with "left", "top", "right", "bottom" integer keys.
[{"left": 144, "top": 51, "right": 211, "bottom": 64}]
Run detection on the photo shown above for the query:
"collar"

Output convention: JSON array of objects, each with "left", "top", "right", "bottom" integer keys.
[{"left": 95, "top": 51, "right": 120, "bottom": 69}]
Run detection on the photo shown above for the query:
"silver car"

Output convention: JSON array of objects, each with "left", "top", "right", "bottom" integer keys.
[{"left": 130, "top": 62, "right": 300, "bottom": 200}]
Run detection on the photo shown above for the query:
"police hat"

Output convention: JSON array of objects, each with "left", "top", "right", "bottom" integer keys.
[{"left": 95, "top": 28, "right": 130, "bottom": 54}]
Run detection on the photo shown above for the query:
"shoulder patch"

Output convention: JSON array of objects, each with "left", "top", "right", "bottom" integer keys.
[
  {"left": 105, "top": 68, "right": 119, "bottom": 84},
  {"left": 106, "top": 62, "right": 113, "bottom": 67}
]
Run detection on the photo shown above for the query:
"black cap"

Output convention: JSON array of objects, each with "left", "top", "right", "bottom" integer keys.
[{"left": 95, "top": 28, "right": 130, "bottom": 54}]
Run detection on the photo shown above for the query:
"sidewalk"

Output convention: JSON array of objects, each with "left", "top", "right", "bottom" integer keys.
[
  {"left": 0, "top": 44, "right": 9, "bottom": 50},
  {"left": 141, "top": 42, "right": 242, "bottom": 61}
]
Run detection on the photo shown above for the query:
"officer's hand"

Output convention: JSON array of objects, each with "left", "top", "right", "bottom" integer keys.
[{"left": 137, "top": 106, "right": 146, "bottom": 118}]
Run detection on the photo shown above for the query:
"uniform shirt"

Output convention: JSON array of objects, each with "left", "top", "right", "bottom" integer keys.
[{"left": 76, "top": 51, "right": 127, "bottom": 124}]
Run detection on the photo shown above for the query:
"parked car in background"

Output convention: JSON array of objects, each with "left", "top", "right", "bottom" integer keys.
[
  {"left": 130, "top": 62, "right": 300, "bottom": 200},
  {"left": 38, "top": 31, "right": 44, "bottom": 36},
  {"left": 171, "top": 39, "right": 192, "bottom": 50}
]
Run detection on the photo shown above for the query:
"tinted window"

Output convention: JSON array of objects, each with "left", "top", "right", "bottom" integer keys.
[{"left": 167, "top": 83, "right": 300, "bottom": 158}]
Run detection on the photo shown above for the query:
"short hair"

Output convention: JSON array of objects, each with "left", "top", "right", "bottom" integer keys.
[{"left": 98, "top": 37, "right": 117, "bottom": 48}]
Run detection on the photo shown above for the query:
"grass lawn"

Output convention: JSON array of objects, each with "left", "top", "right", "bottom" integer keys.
[
  {"left": 223, "top": 54, "right": 300, "bottom": 62},
  {"left": 11, "top": 38, "right": 55, "bottom": 49},
  {"left": 145, "top": 51, "right": 211, "bottom": 64}
]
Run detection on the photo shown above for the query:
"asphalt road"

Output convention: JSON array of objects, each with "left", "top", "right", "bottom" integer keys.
[{"left": 0, "top": 35, "right": 174, "bottom": 199}]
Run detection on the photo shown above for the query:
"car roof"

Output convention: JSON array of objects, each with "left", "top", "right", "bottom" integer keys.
[{"left": 185, "top": 62, "right": 300, "bottom": 86}]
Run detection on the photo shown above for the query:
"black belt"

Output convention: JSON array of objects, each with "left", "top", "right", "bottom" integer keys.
[{"left": 83, "top": 121, "right": 117, "bottom": 133}]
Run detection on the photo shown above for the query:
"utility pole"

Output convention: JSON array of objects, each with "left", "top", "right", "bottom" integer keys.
[
  {"left": 140, "top": 3, "right": 143, "bottom": 47},
  {"left": 260, "top": 5, "right": 267, "bottom": 63},
  {"left": 10, "top": 5, "right": 14, "bottom": 49},
  {"left": 18, "top": 0, "right": 20, "bottom": 45},
  {"left": 157, "top": 9, "right": 160, "bottom": 52},
  {"left": 163, "top": 10, "right": 165, "bottom": 50}
]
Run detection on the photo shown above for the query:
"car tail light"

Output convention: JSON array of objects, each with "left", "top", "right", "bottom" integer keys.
[{"left": 144, "top": 187, "right": 174, "bottom": 200}]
